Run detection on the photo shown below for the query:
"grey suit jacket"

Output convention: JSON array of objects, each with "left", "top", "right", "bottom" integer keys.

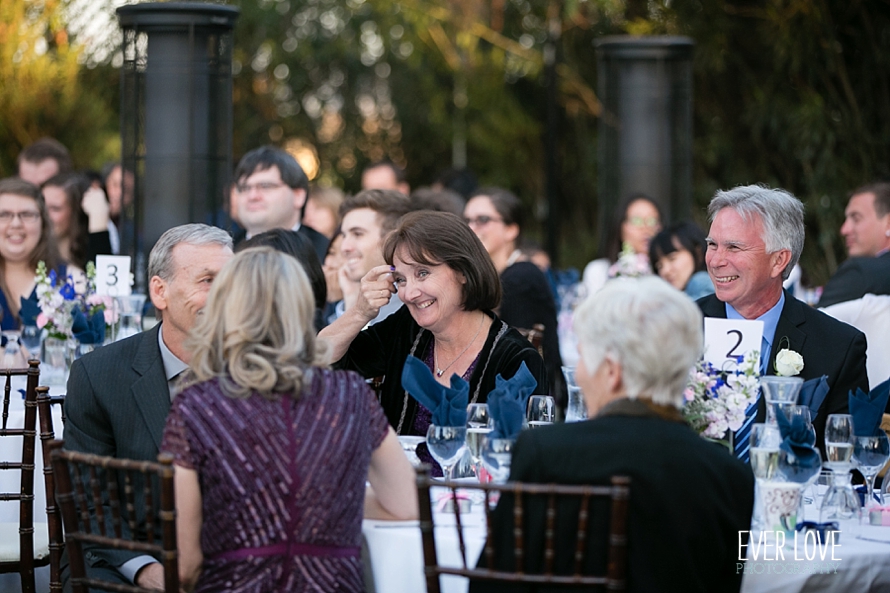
[{"left": 63, "top": 324, "right": 171, "bottom": 570}]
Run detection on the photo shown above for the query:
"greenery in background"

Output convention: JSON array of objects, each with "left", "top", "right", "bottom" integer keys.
[{"left": 3, "top": 0, "right": 889, "bottom": 284}]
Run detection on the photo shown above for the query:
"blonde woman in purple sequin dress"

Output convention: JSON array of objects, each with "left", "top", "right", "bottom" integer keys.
[{"left": 161, "top": 247, "right": 417, "bottom": 592}]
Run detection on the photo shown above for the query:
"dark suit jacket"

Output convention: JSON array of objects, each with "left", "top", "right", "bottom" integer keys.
[
  {"left": 698, "top": 291, "right": 869, "bottom": 451},
  {"left": 63, "top": 324, "right": 170, "bottom": 573},
  {"left": 471, "top": 399, "right": 754, "bottom": 593},
  {"left": 817, "top": 251, "right": 890, "bottom": 308},
  {"left": 232, "top": 223, "right": 329, "bottom": 263}
]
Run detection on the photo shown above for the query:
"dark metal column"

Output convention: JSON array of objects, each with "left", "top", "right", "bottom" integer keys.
[
  {"left": 596, "top": 36, "right": 694, "bottom": 249},
  {"left": 118, "top": 3, "right": 239, "bottom": 291}
]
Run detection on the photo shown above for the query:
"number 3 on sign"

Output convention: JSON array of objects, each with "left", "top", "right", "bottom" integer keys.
[
  {"left": 95, "top": 255, "right": 133, "bottom": 296},
  {"left": 703, "top": 318, "right": 764, "bottom": 371}
]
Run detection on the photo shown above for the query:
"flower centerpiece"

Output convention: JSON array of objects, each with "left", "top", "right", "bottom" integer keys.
[
  {"left": 682, "top": 350, "right": 761, "bottom": 450},
  {"left": 77, "top": 262, "right": 115, "bottom": 346},
  {"left": 35, "top": 261, "right": 79, "bottom": 340},
  {"left": 607, "top": 242, "right": 651, "bottom": 278}
]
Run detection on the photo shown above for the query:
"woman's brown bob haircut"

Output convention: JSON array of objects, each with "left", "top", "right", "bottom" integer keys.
[{"left": 383, "top": 211, "right": 501, "bottom": 312}]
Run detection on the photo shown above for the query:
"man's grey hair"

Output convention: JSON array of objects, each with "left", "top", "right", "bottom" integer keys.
[
  {"left": 148, "top": 224, "right": 233, "bottom": 280},
  {"left": 708, "top": 184, "right": 804, "bottom": 280},
  {"left": 573, "top": 276, "right": 703, "bottom": 408}
]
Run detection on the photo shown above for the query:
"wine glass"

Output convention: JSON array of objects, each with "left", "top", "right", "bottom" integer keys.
[
  {"left": 821, "top": 414, "right": 860, "bottom": 521},
  {"left": 562, "top": 367, "right": 588, "bottom": 423},
  {"left": 466, "top": 404, "right": 492, "bottom": 480},
  {"left": 20, "top": 325, "right": 42, "bottom": 360},
  {"left": 853, "top": 434, "right": 890, "bottom": 509},
  {"left": 480, "top": 435, "right": 516, "bottom": 484},
  {"left": 397, "top": 435, "right": 425, "bottom": 468},
  {"left": 1, "top": 331, "right": 23, "bottom": 369},
  {"left": 527, "top": 395, "right": 555, "bottom": 428},
  {"left": 425, "top": 425, "right": 467, "bottom": 481},
  {"left": 749, "top": 423, "right": 781, "bottom": 532}
]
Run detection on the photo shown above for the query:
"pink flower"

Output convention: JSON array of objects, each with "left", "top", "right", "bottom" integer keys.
[
  {"left": 36, "top": 313, "right": 48, "bottom": 329},
  {"left": 684, "top": 387, "right": 695, "bottom": 402}
]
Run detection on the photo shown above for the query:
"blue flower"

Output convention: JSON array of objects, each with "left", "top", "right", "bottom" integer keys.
[
  {"left": 48, "top": 269, "right": 58, "bottom": 287},
  {"left": 60, "top": 282, "right": 76, "bottom": 300}
]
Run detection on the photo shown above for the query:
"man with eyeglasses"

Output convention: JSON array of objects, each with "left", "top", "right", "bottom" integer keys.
[{"left": 231, "top": 145, "right": 328, "bottom": 263}]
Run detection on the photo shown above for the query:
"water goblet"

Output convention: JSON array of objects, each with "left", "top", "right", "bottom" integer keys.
[
  {"left": 480, "top": 436, "right": 516, "bottom": 484},
  {"left": 749, "top": 423, "right": 781, "bottom": 532},
  {"left": 426, "top": 425, "right": 468, "bottom": 481},
  {"left": 466, "top": 404, "right": 493, "bottom": 479},
  {"left": 1, "top": 331, "right": 23, "bottom": 369},
  {"left": 853, "top": 434, "right": 890, "bottom": 509},
  {"left": 527, "top": 395, "right": 555, "bottom": 429},
  {"left": 20, "top": 325, "right": 42, "bottom": 360},
  {"left": 821, "top": 414, "right": 860, "bottom": 521},
  {"left": 397, "top": 435, "right": 426, "bottom": 468}
]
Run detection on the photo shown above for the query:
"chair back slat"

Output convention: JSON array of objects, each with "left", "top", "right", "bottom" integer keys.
[
  {"left": 108, "top": 468, "right": 123, "bottom": 539},
  {"left": 49, "top": 441, "right": 180, "bottom": 593},
  {"left": 89, "top": 466, "right": 105, "bottom": 536},
  {"left": 416, "top": 465, "right": 631, "bottom": 590},
  {"left": 450, "top": 484, "right": 469, "bottom": 569},
  {"left": 36, "top": 386, "right": 65, "bottom": 593}
]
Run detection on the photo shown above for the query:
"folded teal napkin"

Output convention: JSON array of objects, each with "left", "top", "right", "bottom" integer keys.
[
  {"left": 72, "top": 307, "right": 106, "bottom": 345},
  {"left": 488, "top": 362, "right": 536, "bottom": 439},
  {"left": 799, "top": 376, "right": 829, "bottom": 420},
  {"left": 401, "top": 355, "right": 468, "bottom": 426},
  {"left": 849, "top": 378, "right": 890, "bottom": 437},
  {"left": 775, "top": 408, "right": 820, "bottom": 482}
]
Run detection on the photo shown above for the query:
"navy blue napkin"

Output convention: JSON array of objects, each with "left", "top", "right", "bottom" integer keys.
[
  {"left": 488, "top": 362, "right": 537, "bottom": 439},
  {"left": 849, "top": 378, "right": 890, "bottom": 437},
  {"left": 401, "top": 355, "right": 469, "bottom": 426},
  {"left": 775, "top": 407, "right": 821, "bottom": 481},
  {"left": 72, "top": 307, "right": 106, "bottom": 345},
  {"left": 799, "top": 376, "right": 829, "bottom": 420},
  {"left": 19, "top": 297, "right": 40, "bottom": 328}
]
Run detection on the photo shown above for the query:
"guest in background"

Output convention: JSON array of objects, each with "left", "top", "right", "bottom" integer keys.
[
  {"left": 410, "top": 186, "right": 466, "bottom": 217},
  {"left": 361, "top": 159, "right": 410, "bottom": 195},
  {"left": 319, "top": 211, "right": 546, "bottom": 437},
  {"left": 303, "top": 186, "right": 344, "bottom": 240},
  {"left": 17, "top": 137, "right": 72, "bottom": 186},
  {"left": 582, "top": 193, "right": 662, "bottom": 295},
  {"left": 323, "top": 232, "right": 344, "bottom": 325},
  {"left": 472, "top": 277, "right": 753, "bottom": 593},
  {"left": 464, "top": 188, "right": 564, "bottom": 405},
  {"left": 41, "top": 172, "right": 113, "bottom": 269},
  {"left": 101, "top": 162, "right": 133, "bottom": 254},
  {"left": 821, "top": 294, "right": 890, "bottom": 388},
  {"left": 238, "top": 228, "right": 327, "bottom": 330},
  {"left": 162, "top": 247, "right": 416, "bottom": 592},
  {"left": 817, "top": 182, "right": 890, "bottom": 307},
  {"left": 0, "top": 177, "right": 64, "bottom": 330},
  {"left": 648, "top": 221, "right": 714, "bottom": 300}
]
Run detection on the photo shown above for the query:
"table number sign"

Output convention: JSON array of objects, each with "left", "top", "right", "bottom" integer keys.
[
  {"left": 94, "top": 255, "right": 133, "bottom": 296},
  {"left": 703, "top": 318, "right": 764, "bottom": 371}
]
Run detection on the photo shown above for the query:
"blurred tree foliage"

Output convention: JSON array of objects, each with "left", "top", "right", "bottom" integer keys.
[
  {"left": 0, "top": 0, "right": 119, "bottom": 177},
  {"left": 5, "top": 0, "right": 889, "bottom": 282}
]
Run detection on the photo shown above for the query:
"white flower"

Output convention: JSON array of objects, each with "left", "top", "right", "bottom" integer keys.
[{"left": 774, "top": 348, "right": 804, "bottom": 377}]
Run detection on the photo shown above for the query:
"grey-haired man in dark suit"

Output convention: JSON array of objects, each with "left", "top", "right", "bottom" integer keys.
[{"left": 62, "top": 223, "right": 233, "bottom": 591}]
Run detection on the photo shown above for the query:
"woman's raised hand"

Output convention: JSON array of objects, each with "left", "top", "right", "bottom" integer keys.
[{"left": 354, "top": 264, "right": 397, "bottom": 321}]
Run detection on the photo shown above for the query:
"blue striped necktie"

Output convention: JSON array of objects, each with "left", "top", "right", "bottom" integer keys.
[{"left": 734, "top": 338, "right": 770, "bottom": 463}]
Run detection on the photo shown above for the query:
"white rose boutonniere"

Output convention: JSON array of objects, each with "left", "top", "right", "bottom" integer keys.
[{"left": 775, "top": 348, "right": 804, "bottom": 376}]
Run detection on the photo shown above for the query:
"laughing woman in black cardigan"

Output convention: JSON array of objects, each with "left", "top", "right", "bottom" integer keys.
[{"left": 319, "top": 210, "right": 547, "bottom": 437}]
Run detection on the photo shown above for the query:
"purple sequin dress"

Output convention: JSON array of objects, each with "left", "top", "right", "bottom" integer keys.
[{"left": 161, "top": 368, "right": 389, "bottom": 593}]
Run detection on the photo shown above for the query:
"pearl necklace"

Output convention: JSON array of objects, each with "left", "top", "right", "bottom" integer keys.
[{"left": 434, "top": 314, "right": 484, "bottom": 378}]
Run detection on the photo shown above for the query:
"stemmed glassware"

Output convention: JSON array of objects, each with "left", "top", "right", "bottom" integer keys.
[
  {"left": 526, "top": 395, "right": 555, "bottom": 428},
  {"left": 466, "top": 404, "right": 493, "bottom": 479},
  {"left": 1, "top": 331, "right": 23, "bottom": 369},
  {"left": 397, "top": 436, "right": 425, "bottom": 468},
  {"left": 480, "top": 436, "right": 516, "bottom": 484},
  {"left": 853, "top": 434, "right": 890, "bottom": 510},
  {"left": 20, "top": 325, "right": 42, "bottom": 361},
  {"left": 561, "top": 366, "right": 587, "bottom": 422},
  {"left": 821, "top": 414, "right": 860, "bottom": 521},
  {"left": 749, "top": 423, "right": 781, "bottom": 531},
  {"left": 426, "top": 425, "right": 468, "bottom": 481}
]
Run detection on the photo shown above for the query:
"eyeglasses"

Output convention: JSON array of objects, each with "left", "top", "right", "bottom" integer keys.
[
  {"left": 464, "top": 215, "right": 503, "bottom": 227},
  {"left": 0, "top": 211, "right": 41, "bottom": 224},
  {"left": 236, "top": 181, "right": 287, "bottom": 194},
  {"left": 626, "top": 216, "right": 659, "bottom": 228}
]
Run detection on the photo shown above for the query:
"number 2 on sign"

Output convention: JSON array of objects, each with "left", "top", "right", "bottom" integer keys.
[
  {"left": 703, "top": 318, "right": 764, "bottom": 371},
  {"left": 95, "top": 255, "right": 132, "bottom": 296}
]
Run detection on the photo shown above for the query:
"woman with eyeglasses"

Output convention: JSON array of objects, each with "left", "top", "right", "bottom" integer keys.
[
  {"left": 463, "top": 188, "right": 564, "bottom": 405},
  {"left": 582, "top": 193, "right": 663, "bottom": 295},
  {"left": 0, "top": 177, "right": 65, "bottom": 330}
]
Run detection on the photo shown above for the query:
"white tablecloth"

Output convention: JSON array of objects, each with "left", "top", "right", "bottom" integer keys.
[
  {"left": 363, "top": 487, "right": 487, "bottom": 593},
  {"left": 0, "top": 378, "right": 64, "bottom": 593}
]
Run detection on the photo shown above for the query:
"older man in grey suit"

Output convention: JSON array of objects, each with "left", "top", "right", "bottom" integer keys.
[{"left": 62, "top": 224, "right": 233, "bottom": 591}]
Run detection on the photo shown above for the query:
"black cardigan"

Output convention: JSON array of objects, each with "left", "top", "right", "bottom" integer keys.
[{"left": 338, "top": 306, "right": 548, "bottom": 435}]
